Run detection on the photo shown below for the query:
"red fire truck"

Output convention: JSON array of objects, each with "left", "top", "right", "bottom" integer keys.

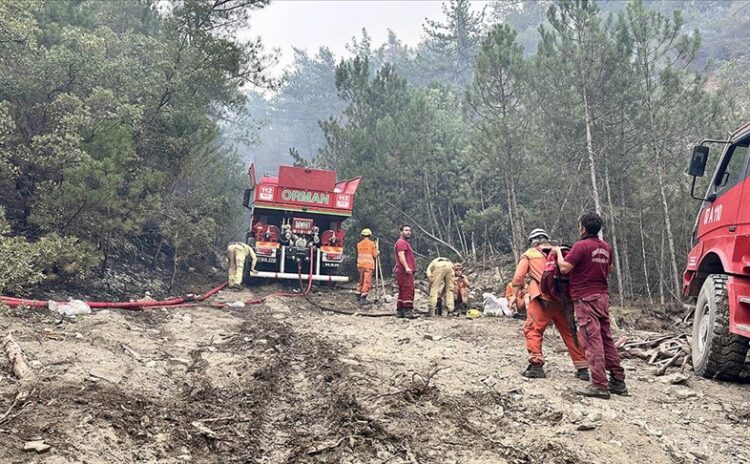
[
  {"left": 684, "top": 120, "right": 750, "bottom": 379},
  {"left": 241, "top": 163, "right": 360, "bottom": 283}
]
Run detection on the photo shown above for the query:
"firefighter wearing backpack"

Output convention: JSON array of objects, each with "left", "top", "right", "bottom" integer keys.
[
  {"left": 511, "top": 229, "right": 589, "bottom": 380},
  {"left": 356, "top": 228, "right": 379, "bottom": 301}
]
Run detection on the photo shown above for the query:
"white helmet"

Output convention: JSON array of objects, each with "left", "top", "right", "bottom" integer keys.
[{"left": 528, "top": 228, "right": 549, "bottom": 242}]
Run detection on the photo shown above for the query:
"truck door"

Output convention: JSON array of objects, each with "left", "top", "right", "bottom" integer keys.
[
  {"left": 734, "top": 136, "right": 750, "bottom": 236},
  {"left": 698, "top": 138, "right": 750, "bottom": 241}
]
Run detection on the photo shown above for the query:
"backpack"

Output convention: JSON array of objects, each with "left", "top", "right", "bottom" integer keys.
[{"left": 539, "top": 246, "right": 571, "bottom": 302}]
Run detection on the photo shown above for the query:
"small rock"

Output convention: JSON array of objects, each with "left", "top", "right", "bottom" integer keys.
[
  {"left": 23, "top": 440, "right": 50, "bottom": 453},
  {"left": 423, "top": 333, "right": 441, "bottom": 341},
  {"left": 587, "top": 411, "right": 603, "bottom": 422},
  {"left": 577, "top": 422, "right": 597, "bottom": 431},
  {"left": 672, "top": 388, "right": 697, "bottom": 399},
  {"left": 168, "top": 357, "right": 192, "bottom": 367},
  {"left": 689, "top": 450, "right": 708, "bottom": 460},
  {"left": 338, "top": 357, "right": 361, "bottom": 367},
  {"left": 569, "top": 410, "right": 584, "bottom": 423},
  {"left": 145, "top": 360, "right": 158, "bottom": 368},
  {"left": 272, "top": 313, "right": 285, "bottom": 320},
  {"left": 659, "top": 373, "right": 689, "bottom": 385},
  {"left": 75, "top": 332, "right": 84, "bottom": 339}
]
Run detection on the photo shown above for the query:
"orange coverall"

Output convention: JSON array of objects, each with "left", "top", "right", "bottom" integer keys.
[
  {"left": 512, "top": 247, "right": 587, "bottom": 369},
  {"left": 356, "top": 238, "right": 378, "bottom": 297}
]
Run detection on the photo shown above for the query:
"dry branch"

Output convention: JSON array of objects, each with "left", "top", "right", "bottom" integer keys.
[
  {"left": 3, "top": 334, "right": 36, "bottom": 401},
  {"left": 619, "top": 333, "right": 691, "bottom": 375}
]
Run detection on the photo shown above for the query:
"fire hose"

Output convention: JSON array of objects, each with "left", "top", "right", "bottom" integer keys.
[{"left": 0, "top": 247, "right": 317, "bottom": 311}]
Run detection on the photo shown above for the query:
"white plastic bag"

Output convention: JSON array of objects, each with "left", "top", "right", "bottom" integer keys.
[
  {"left": 48, "top": 299, "right": 91, "bottom": 316},
  {"left": 482, "top": 292, "right": 512, "bottom": 317}
]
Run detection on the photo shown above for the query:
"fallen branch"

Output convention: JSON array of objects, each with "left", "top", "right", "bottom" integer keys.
[
  {"left": 3, "top": 334, "right": 36, "bottom": 401},
  {"left": 619, "top": 333, "right": 691, "bottom": 376}
]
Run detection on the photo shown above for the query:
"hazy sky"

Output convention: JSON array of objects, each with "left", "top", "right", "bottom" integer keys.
[{"left": 247, "top": 1, "right": 488, "bottom": 71}]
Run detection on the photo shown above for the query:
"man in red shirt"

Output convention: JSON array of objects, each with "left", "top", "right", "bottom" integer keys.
[
  {"left": 555, "top": 212, "right": 627, "bottom": 399},
  {"left": 394, "top": 225, "right": 417, "bottom": 319}
]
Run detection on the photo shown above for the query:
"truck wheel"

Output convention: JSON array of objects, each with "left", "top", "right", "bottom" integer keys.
[{"left": 692, "top": 274, "right": 749, "bottom": 379}]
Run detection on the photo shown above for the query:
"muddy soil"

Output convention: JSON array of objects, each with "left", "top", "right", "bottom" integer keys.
[{"left": 1, "top": 286, "right": 750, "bottom": 463}]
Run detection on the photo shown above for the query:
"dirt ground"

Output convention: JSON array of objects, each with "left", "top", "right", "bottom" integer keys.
[{"left": 2, "top": 284, "right": 750, "bottom": 464}]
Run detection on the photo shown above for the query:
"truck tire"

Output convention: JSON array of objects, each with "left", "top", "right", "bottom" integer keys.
[{"left": 692, "top": 274, "right": 749, "bottom": 379}]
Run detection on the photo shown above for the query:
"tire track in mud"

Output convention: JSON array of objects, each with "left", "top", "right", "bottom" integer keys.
[{"left": 238, "top": 303, "right": 414, "bottom": 464}]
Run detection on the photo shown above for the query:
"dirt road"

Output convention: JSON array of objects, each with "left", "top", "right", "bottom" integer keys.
[{"left": 1, "top": 287, "right": 749, "bottom": 463}]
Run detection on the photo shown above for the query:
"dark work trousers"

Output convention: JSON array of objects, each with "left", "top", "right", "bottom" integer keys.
[
  {"left": 573, "top": 293, "right": 625, "bottom": 389},
  {"left": 396, "top": 271, "right": 415, "bottom": 311}
]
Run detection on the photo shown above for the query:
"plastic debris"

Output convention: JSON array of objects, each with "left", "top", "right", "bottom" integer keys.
[
  {"left": 482, "top": 292, "right": 512, "bottom": 317},
  {"left": 48, "top": 299, "right": 91, "bottom": 316}
]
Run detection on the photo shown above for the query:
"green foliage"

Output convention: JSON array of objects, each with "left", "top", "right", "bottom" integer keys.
[
  {"left": 0, "top": 0, "right": 273, "bottom": 293},
  {"left": 0, "top": 207, "right": 97, "bottom": 293}
]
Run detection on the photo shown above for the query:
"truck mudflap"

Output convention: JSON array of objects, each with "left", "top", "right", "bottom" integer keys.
[
  {"left": 729, "top": 275, "right": 750, "bottom": 338},
  {"left": 252, "top": 271, "right": 348, "bottom": 283}
]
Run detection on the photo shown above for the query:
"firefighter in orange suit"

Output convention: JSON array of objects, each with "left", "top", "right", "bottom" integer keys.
[
  {"left": 356, "top": 229, "right": 379, "bottom": 301},
  {"left": 512, "top": 229, "right": 588, "bottom": 380},
  {"left": 453, "top": 263, "right": 470, "bottom": 313}
]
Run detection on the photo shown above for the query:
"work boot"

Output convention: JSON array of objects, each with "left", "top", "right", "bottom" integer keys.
[
  {"left": 608, "top": 377, "right": 629, "bottom": 396},
  {"left": 575, "top": 368, "right": 590, "bottom": 381},
  {"left": 522, "top": 364, "right": 546, "bottom": 379},
  {"left": 396, "top": 309, "right": 405, "bottom": 319},
  {"left": 402, "top": 309, "right": 419, "bottom": 320},
  {"left": 427, "top": 307, "right": 435, "bottom": 317},
  {"left": 576, "top": 384, "right": 611, "bottom": 400}
]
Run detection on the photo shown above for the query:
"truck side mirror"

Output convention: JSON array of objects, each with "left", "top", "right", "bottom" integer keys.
[
  {"left": 688, "top": 145, "right": 709, "bottom": 177},
  {"left": 242, "top": 188, "right": 253, "bottom": 208}
]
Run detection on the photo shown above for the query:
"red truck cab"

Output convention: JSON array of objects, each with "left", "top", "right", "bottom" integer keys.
[
  {"left": 684, "top": 121, "right": 750, "bottom": 379},
  {"left": 242, "top": 163, "right": 360, "bottom": 283}
]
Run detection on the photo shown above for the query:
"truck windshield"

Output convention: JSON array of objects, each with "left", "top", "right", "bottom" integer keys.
[{"left": 713, "top": 140, "right": 750, "bottom": 196}]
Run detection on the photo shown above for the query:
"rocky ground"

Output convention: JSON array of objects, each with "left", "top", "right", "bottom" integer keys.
[{"left": 1, "top": 283, "right": 750, "bottom": 463}]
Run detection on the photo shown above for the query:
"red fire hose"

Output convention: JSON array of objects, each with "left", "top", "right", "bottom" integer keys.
[
  {"left": 0, "top": 282, "right": 228, "bottom": 310},
  {"left": 0, "top": 247, "right": 317, "bottom": 311}
]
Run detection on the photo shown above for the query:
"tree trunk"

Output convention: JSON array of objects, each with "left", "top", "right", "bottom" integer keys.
[
  {"left": 503, "top": 165, "right": 524, "bottom": 261},
  {"left": 639, "top": 212, "right": 654, "bottom": 306},
  {"left": 619, "top": 183, "right": 634, "bottom": 298},
  {"left": 582, "top": 85, "right": 602, "bottom": 214},
  {"left": 603, "top": 152, "right": 625, "bottom": 307},
  {"left": 655, "top": 155, "right": 681, "bottom": 300},
  {"left": 640, "top": 53, "right": 681, "bottom": 300},
  {"left": 170, "top": 252, "right": 179, "bottom": 293},
  {"left": 658, "top": 229, "right": 666, "bottom": 306}
]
